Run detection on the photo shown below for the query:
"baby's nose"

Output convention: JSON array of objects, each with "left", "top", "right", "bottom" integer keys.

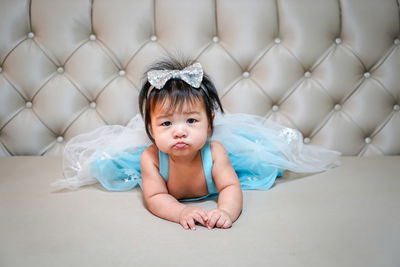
[{"left": 173, "top": 124, "right": 187, "bottom": 138}]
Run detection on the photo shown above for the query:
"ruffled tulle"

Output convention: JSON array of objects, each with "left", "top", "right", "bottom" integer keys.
[
  {"left": 52, "top": 115, "right": 151, "bottom": 190},
  {"left": 211, "top": 113, "right": 340, "bottom": 190},
  {"left": 52, "top": 113, "right": 340, "bottom": 191}
]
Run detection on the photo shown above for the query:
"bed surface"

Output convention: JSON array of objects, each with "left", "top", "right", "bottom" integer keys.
[{"left": 1, "top": 156, "right": 399, "bottom": 267}]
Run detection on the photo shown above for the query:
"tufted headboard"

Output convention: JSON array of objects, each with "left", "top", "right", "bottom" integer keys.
[{"left": 0, "top": 0, "right": 399, "bottom": 157}]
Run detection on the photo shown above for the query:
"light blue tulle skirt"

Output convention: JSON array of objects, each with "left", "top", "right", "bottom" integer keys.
[{"left": 53, "top": 113, "right": 340, "bottom": 192}]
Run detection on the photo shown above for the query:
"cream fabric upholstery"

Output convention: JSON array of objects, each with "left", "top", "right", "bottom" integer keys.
[
  {"left": 1, "top": 156, "right": 400, "bottom": 266},
  {"left": 0, "top": 0, "right": 399, "bottom": 156}
]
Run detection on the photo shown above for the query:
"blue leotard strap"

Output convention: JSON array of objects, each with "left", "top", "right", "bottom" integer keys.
[
  {"left": 158, "top": 141, "right": 218, "bottom": 201},
  {"left": 201, "top": 141, "right": 218, "bottom": 196},
  {"left": 158, "top": 149, "right": 169, "bottom": 183}
]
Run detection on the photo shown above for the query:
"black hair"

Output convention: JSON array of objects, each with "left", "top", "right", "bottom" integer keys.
[{"left": 139, "top": 57, "right": 224, "bottom": 143}]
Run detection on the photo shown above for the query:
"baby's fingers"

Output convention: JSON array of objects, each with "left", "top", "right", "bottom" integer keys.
[
  {"left": 216, "top": 215, "right": 232, "bottom": 229},
  {"left": 180, "top": 216, "right": 195, "bottom": 230},
  {"left": 186, "top": 217, "right": 197, "bottom": 230},
  {"left": 181, "top": 218, "right": 196, "bottom": 230},
  {"left": 197, "top": 209, "right": 209, "bottom": 223},
  {"left": 192, "top": 213, "right": 207, "bottom": 226},
  {"left": 216, "top": 216, "right": 227, "bottom": 228},
  {"left": 180, "top": 220, "right": 190, "bottom": 230},
  {"left": 222, "top": 219, "right": 232, "bottom": 229},
  {"left": 207, "top": 212, "right": 221, "bottom": 229}
]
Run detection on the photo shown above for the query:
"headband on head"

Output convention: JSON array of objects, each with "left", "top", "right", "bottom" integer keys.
[{"left": 147, "top": 62, "right": 206, "bottom": 96}]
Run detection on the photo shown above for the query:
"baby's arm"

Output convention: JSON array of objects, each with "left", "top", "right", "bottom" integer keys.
[
  {"left": 141, "top": 145, "right": 208, "bottom": 230},
  {"left": 209, "top": 141, "right": 243, "bottom": 229}
]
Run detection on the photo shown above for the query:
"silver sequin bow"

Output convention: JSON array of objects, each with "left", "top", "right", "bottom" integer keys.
[{"left": 147, "top": 62, "right": 203, "bottom": 89}]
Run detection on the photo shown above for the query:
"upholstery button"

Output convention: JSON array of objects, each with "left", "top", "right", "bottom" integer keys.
[
  {"left": 28, "top": 32, "right": 35, "bottom": 39},
  {"left": 335, "top": 38, "right": 342, "bottom": 44},
  {"left": 119, "top": 70, "right": 126, "bottom": 76},
  {"left": 364, "top": 137, "right": 372, "bottom": 144},
  {"left": 25, "top": 101, "right": 33, "bottom": 108},
  {"left": 242, "top": 71, "right": 250, "bottom": 78},
  {"left": 89, "top": 34, "right": 96, "bottom": 41},
  {"left": 57, "top": 136, "right": 64, "bottom": 143},
  {"left": 57, "top": 67, "right": 64, "bottom": 74},
  {"left": 212, "top": 36, "right": 219, "bottom": 43},
  {"left": 272, "top": 105, "right": 279, "bottom": 112},
  {"left": 90, "top": 102, "right": 96, "bottom": 109},
  {"left": 393, "top": 104, "right": 400, "bottom": 111},
  {"left": 304, "top": 137, "right": 311, "bottom": 144},
  {"left": 394, "top": 39, "right": 400, "bottom": 45},
  {"left": 274, "top": 38, "right": 281, "bottom": 44},
  {"left": 150, "top": 35, "right": 157, "bottom": 41},
  {"left": 334, "top": 104, "right": 342, "bottom": 111},
  {"left": 364, "top": 72, "right": 370, "bottom": 78},
  {"left": 304, "top": 71, "right": 311, "bottom": 78}
]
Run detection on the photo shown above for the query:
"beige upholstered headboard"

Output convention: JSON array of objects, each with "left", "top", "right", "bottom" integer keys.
[{"left": 0, "top": 0, "right": 399, "bottom": 156}]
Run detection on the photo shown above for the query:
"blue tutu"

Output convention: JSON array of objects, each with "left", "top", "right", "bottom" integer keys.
[
  {"left": 53, "top": 113, "right": 340, "bottom": 192},
  {"left": 91, "top": 146, "right": 146, "bottom": 191}
]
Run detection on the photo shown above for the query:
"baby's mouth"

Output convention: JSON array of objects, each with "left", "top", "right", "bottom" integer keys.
[{"left": 174, "top": 142, "right": 187, "bottom": 149}]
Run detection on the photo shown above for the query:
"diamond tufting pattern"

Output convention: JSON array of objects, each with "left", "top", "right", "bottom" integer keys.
[{"left": 0, "top": 0, "right": 399, "bottom": 156}]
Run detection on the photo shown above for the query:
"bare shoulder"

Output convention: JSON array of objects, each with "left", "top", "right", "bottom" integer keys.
[
  {"left": 141, "top": 144, "right": 168, "bottom": 198},
  {"left": 210, "top": 140, "right": 224, "bottom": 150},
  {"left": 209, "top": 141, "right": 229, "bottom": 163},
  {"left": 209, "top": 142, "right": 239, "bottom": 189},
  {"left": 141, "top": 144, "right": 159, "bottom": 169}
]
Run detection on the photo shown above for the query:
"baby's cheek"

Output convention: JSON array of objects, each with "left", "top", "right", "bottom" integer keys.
[
  {"left": 154, "top": 135, "right": 169, "bottom": 152},
  {"left": 195, "top": 134, "right": 208, "bottom": 146}
]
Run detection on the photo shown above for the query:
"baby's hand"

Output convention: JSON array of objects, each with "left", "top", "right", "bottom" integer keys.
[
  {"left": 206, "top": 208, "right": 233, "bottom": 229},
  {"left": 179, "top": 206, "right": 208, "bottom": 230}
]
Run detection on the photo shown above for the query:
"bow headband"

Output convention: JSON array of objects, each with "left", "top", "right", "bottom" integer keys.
[{"left": 147, "top": 62, "right": 204, "bottom": 94}]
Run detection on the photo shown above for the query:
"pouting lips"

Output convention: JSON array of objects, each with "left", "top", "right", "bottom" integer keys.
[{"left": 174, "top": 142, "right": 187, "bottom": 149}]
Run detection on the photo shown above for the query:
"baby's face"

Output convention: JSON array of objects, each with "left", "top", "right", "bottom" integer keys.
[{"left": 150, "top": 99, "right": 210, "bottom": 158}]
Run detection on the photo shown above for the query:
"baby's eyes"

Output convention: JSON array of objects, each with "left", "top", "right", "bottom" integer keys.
[
  {"left": 187, "top": 118, "right": 197, "bottom": 124},
  {"left": 161, "top": 121, "right": 172, "bottom": 127},
  {"left": 160, "top": 118, "right": 197, "bottom": 126}
]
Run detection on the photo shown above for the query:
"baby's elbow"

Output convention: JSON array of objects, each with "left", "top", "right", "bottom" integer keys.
[
  {"left": 144, "top": 195, "right": 159, "bottom": 216},
  {"left": 230, "top": 180, "right": 243, "bottom": 196},
  {"left": 233, "top": 183, "right": 243, "bottom": 210},
  {"left": 143, "top": 191, "right": 165, "bottom": 212}
]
